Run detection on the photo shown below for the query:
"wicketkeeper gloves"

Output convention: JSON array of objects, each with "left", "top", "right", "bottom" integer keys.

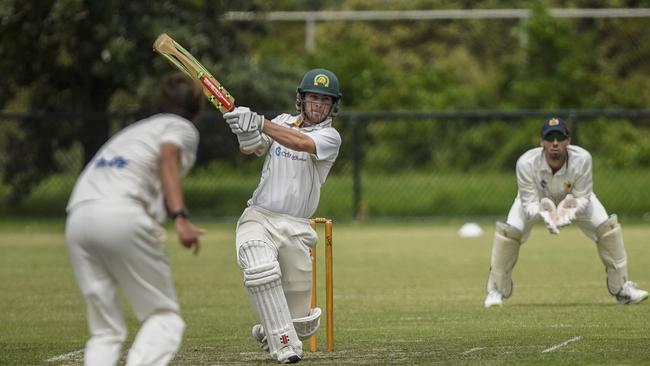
[
  {"left": 538, "top": 194, "right": 579, "bottom": 235},
  {"left": 539, "top": 197, "right": 560, "bottom": 235},
  {"left": 555, "top": 194, "right": 578, "bottom": 227}
]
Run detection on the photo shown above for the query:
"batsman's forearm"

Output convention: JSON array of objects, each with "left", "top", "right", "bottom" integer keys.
[{"left": 262, "top": 120, "right": 316, "bottom": 153}]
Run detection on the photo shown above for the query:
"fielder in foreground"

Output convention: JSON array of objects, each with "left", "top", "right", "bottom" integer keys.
[
  {"left": 484, "top": 118, "right": 648, "bottom": 308},
  {"left": 65, "top": 72, "right": 205, "bottom": 366},
  {"left": 223, "top": 68, "right": 342, "bottom": 363}
]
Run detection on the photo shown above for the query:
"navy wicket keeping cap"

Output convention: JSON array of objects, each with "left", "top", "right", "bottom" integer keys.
[{"left": 541, "top": 117, "right": 569, "bottom": 138}]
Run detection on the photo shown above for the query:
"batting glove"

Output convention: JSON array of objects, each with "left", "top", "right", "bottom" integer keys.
[
  {"left": 223, "top": 106, "right": 265, "bottom": 134},
  {"left": 237, "top": 130, "right": 263, "bottom": 153}
]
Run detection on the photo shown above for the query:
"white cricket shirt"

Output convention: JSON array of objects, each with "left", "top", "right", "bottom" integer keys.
[
  {"left": 66, "top": 113, "right": 199, "bottom": 222},
  {"left": 248, "top": 114, "right": 341, "bottom": 218},
  {"left": 516, "top": 145, "right": 593, "bottom": 220}
]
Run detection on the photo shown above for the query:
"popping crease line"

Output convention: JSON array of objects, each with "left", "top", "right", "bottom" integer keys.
[
  {"left": 542, "top": 336, "right": 582, "bottom": 353},
  {"left": 46, "top": 349, "right": 84, "bottom": 362},
  {"left": 461, "top": 347, "right": 485, "bottom": 355}
]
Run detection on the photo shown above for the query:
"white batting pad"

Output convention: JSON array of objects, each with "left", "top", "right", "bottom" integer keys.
[
  {"left": 595, "top": 215, "right": 629, "bottom": 295},
  {"left": 125, "top": 311, "right": 185, "bottom": 366},
  {"left": 293, "top": 307, "right": 322, "bottom": 340},
  {"left": 487, "top": 222, "right": 523, "bottom": 298},
  {"left": 239, "top": 240, "right": 302, "bottom": 360}
]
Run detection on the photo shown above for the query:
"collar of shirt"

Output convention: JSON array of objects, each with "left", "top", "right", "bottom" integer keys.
[{"left": 285, "top": 115, "right": 333, "bottom": 131}]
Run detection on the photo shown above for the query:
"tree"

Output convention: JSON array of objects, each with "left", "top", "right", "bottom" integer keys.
[{"left": 0, "top": 0, "right": 276, "bottom": 203}]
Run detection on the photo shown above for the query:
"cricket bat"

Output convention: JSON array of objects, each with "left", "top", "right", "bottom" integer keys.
[{"left": 153, "top": 33, "right": 235, "bottom": 113}]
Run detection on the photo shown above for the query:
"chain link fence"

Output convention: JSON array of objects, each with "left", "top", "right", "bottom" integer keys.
[{"left": 1, "top": 110, "right": 649, "bottom": 221}]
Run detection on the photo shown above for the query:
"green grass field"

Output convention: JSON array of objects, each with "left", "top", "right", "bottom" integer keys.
[{"left": 1, "top": 219, "right": 650, "bottom": 365}]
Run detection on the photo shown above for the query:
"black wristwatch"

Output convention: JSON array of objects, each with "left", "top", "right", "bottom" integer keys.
[{"left": 168, "top": 208, "right": 190, "bottom": 220}]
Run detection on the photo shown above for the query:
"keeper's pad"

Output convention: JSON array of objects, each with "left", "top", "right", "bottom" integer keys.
[
  {"left": 595, "top": 215, "right": 628, "bottom": 295},
  {"left": 238, "top": 240, "right": 302, "bottom": 359},
  {"left": 486, "top": 222, "right": 523, "bottom": 298},
  {"left": 293, "top": 307, "right": 321, "bottom": 340}
]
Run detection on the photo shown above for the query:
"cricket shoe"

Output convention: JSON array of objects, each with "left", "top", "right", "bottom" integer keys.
[
  {"left": 484, "top": 290, "right": 503, "bottom": 308},
  {"left": 277, "top": 345, "right": 302, "bottom": 364},
  {"left": 616, "top": 281, "right": 649, "bottom": 304},
  {"left": 251, "top": 324, "right": 270, "bottom": 352}
]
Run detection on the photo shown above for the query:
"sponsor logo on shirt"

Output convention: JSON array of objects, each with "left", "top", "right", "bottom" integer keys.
[
  {"left": 540, "top": 179, "right": 547, "bottom": 189},
  {"left": 95, "top": 156, "right": 128, "bottom": 168},
  {"left": 274, "top": 146, "right": 307, "bottom": 162}
]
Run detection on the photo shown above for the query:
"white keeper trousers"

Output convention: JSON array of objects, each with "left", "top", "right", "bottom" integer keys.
[
  {"left": 236, "top": 206, "right": 319, "bottom": 319},
  {"left": 506, "top": 193, "right": 609, "bottom": 243},
  {"left": 66, "top": 200, "right": 185, "bottom": 366}
]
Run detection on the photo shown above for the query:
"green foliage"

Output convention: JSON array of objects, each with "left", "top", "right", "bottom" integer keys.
[
  {"left": 357, "top": 119, "right": 537, "bottom": 173},
  {"left": 302, "top": 32, "right": 397, "bottom": 110},
  {"left": 578, "top": 118, "right": 650, "bottom": 169},
  {"left": 2, "top": 0, "right": 650, "bottom": 211},
  {"left": 0, "top": 0, "right": 290, "bottom": 204},
  {"left": 507, "top": 3, "right": 603, "bottom": 108}
]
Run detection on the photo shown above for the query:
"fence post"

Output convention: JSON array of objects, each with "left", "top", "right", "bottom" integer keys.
[
  {"left": 568, "top": 110, "right": 578, "bottom": 146},
  {"left": 351, "top": 116, "right": 362, "bottom": 220}
]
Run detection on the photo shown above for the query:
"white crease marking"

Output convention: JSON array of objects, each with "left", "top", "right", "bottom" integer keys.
[
  {"left": 46, "top": 349, "right": 84, "bottom": 362},
  {"left": 542, "top": 336, "right": 582, "bottom": 353},
  {"left": 461, "top": 347, "right": 485, "bottom": 355}
]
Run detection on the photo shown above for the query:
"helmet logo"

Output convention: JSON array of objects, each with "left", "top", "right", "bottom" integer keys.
[
  {"left": 549, "top": 118, "right": 559, "bottom": 126},
  {"left": 313, "top": 74, "right": 330, "bottom": 87}
]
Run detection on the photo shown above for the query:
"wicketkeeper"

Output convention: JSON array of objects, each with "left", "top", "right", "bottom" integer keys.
[
  {"left": 484, "top": 117, "right": 648, "bottom": 308},
  {"left": 223, "top": 68, "right": 342, "bottom": 363},
  {"left": 65, "top": 72, "right": 205, "bottom": 366}
]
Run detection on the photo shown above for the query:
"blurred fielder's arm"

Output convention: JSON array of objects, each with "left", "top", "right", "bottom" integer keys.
[{"left": 159, "top": 143, "right": 204, "bottom": 254}]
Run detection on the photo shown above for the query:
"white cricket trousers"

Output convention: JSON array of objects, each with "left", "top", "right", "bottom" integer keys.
[
  {"left": 236, "top": 205, "right": 319, "bottom": 318},
  {"left": 66, "top": 200, "right": 185, "bottom": 366},
  {"left": 507, "top": 193, "right": 609, "bottom": 243}
]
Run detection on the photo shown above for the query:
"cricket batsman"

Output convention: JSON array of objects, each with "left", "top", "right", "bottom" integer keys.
[
  {"left": 484, "top": 117, "right": 648, "bottom": 308},
  {"left": 222, "top": 68, "right": 342, "bottom": 363}
]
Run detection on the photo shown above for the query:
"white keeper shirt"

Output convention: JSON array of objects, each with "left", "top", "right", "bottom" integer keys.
[
  {"left": 248, "top": 113, "right": 341, "bottom": 219},
  {"left": 66, "top": 113, "right": 199, "bottom": 223},
  {"left": 516, "top": 144, "right": 593, "bottom": 220}
]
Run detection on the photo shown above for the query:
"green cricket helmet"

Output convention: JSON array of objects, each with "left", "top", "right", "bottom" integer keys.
[
  {"left": 295, "top": 68, "right": 342, "bottom": 118},
  {"left": 297, "top": 68, "right": 341, "bottom": 100}
]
